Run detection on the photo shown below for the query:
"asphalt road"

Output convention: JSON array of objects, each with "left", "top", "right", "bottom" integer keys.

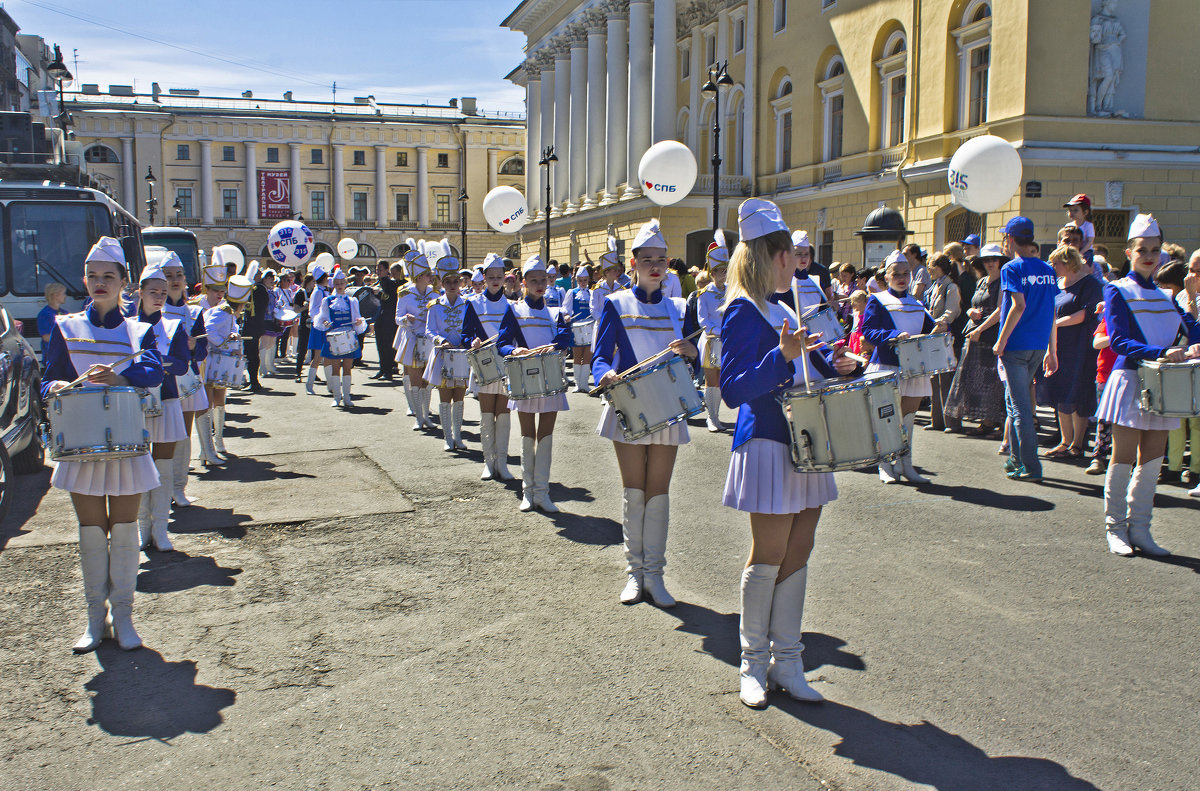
[{"left": 2, "top": 348, "right": 1197, "bottom": 791}]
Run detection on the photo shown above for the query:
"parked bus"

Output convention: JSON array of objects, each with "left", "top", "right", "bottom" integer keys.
[{"left": 142, "top": 226, "right": 203, "bottom": 285}]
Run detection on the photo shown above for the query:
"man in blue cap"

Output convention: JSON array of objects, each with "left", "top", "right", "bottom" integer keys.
[
  {"left": 993, "top": 217, "right": 1059, "bottom": 481},
  {"left": 961, "top": 233, "right": 981, "bottom": 258}
]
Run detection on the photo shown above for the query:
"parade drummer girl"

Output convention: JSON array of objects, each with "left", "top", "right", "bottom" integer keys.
[
  {"left": 313, "top": 267, "right": 368, "bottom": 409},
  {"left": 463, "top": 252, "right": 516, "bottom": 482}
]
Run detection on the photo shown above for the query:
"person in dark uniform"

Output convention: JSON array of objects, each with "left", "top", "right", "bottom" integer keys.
[
  {"left": 372, "top": 260, "right": 401, "bottom": 380},
  {"left": 292, "top": 275, "right": 312, "bottom": 382},
  {"left": 240, "top": 262, "right": 269, "bottom": 393}
]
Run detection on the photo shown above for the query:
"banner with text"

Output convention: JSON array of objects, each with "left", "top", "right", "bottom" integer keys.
[{"left": 258, "top": 170, "right": 291, "bottom": 219}]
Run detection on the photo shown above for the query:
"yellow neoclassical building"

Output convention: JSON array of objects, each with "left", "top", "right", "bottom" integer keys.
[
  {"left": 505, "top": 0, "right": 1200, "bottom": 268},
  {"left": 65, "top": 87, "right": 527, "bottom": 265}
]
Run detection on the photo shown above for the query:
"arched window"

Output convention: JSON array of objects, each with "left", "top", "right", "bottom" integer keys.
[
  {"left": 390, "top": 243, "right": 411, "bottom": 258},
  {"left": 771, "top": 78, "right": 793, "bottom": 172},
  {"left": 819, "top": 57, "right": 846, "bottom": 161},
  {"left": 952, "top": 1, "right": 991, "bottom": 129},
  {"left": 876, "top": 31, "right": 908, "bottom": 148},
  {"left": 84, "top": 144, "right": 120, "bottom": 164},
  {"left": 504, "top": 243, "right": 521, "bottom": 260},
  {"left": 356, "top": 243, "right": 377, "bottom": 259},
  {"left": 499, "top": 156, "right": 525, "bottom": 176}
]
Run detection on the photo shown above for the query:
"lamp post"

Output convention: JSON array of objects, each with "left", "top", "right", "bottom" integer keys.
[
  {"left": 172, "top": 198, "right": 182, "bottom": 225},
  {"left": 46, "top": 44, "right": 72, "bottom": 132},
  {"left": 701, "top": 61, "right": 735, "bottom": 238},
  {"left": 457, "top": 188, "right": 469, "bottom": 266},
  {"left": 144, "top": 166, "right": 158, "bottom": 226},
  {"left": 538, "top": 145, "right": 557, "bottom": 260}
]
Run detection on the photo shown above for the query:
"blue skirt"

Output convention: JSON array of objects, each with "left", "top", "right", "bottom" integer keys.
[{"left": 307, "top": 327, "right": 326, "bottom": 351}]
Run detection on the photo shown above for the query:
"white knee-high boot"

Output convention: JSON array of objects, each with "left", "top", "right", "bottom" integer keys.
[
  {"left": 898, "top": 413, "right": 929, "bottom": 483},
  {"left": 402, "top": 374, "right": 416, "bottom": 417},
  {"left": 137, "top": 490, "right": 152, "bottom": 550},
  {"left": 106, "top": 522, "right": 143, "bottom": 650},
  {"left": 766, "top": 567, "right": 823, "bottom": 702},
  {"left": 341, "top": 375, "right": 353, "bottom": 407},
  {"left": 323, "top": 364, "right": 334, "bottom": 394},
  {"left": 172, "top": 439, "right": 192, "bottom": 507},
  {"left": 519, "top": 436, "right": 536, "bottom": 511},
  {"left": 418, "top": 388, "right": 432, "bottom": 429},
  {"left": 479, "top": 413, "right": 496, "bottom": 480},
  {"left": 493, "top": 413, "right": 514, "bottom": 480},
  {"left": 329, "top": 374, "right": 343, "bottom": 407},
  {"left": 705, "top": 386, "right": 722, "bottom": 431},
  {"left": 1105, "top": 462, "right": 1134, "bottom": 555},
  {"left": 74, "top": 525, "right": 109, "bottom": 653},
  {"left": 451, "top": 401, "right": 466, "bottom": 449},
  {"left": 150, "top": 457, "right": 174, "bottom": 551},
  {"left": 439, "top": 402, "right": 453, "bottom": 450},
  {"left": 641, "top": 494, "right": 674, "bottom": 606},
  {"left": 212, "top": 406, "right": 228, "bottom": 456},
  {"left": 740, "top": 564, "right": 780, "bottom": 708},
  {"left": 1127, "top": 456, "right": 1169, "bottom": 556},
  {"left": 306, "top": 366, "right": 318, "bottom": 395},
  {"left": 620, "top": 488, "right": 646, "bottom": 604},
  {"left": 195, "top": 411, "right": 223, "bottom": 467},
  {"left": 574, "top": 363, "right": 591, "bottom": 392},
  {"left": 533, "top": 435, "right": 558, "bottom": 512}
]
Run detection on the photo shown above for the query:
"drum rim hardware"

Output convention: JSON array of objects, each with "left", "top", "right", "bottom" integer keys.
[
  {"left": 602, "top": 355, "right": 705, "bottom": 441},
  {"left": 504, "top": 349, "right": 568, "bottom": 399},
  {"left": 43, "top": 385, "right": 152, "bottom": 461}
]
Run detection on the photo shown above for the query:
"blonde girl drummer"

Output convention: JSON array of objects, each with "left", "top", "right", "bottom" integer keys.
[
  {"left": 564, "top": 265, "right": 594, "bottom": 391},
  {"left": 424, "top": 242, "right": 471, "bottom": 449},
  {"left": 313, "top": 268, "right": 368, "bottom": 409},
  {"left": 201, "top": 275, "right": 252, "bottom": 462},
  {"left": 464, "top": 253, "right": 515, "bottom": 480},
  {"left": 592, "top": 219, "right": 699, "bottom": 608},
  {"left": 134, "top": 260, "right": 192, "bottom": 552},
  {"left": 591, "top": 238, "right": 626, "bottom": 324},
  {"left": 860, "top": 251, "right": 947, "bottom": 484},
  {"left": 40, "top": 237, "right": 165, "bottom": 652},
  {"left": 195, "top": 256, "right": 230, "bottom": 465},
  {"left": 719, "top": 200, "right": 856, "bottom": 708},
  {"left": 394, "top": 242, "right": 438, "bottom": 430},
  {"left": 697, "top": 231, "right": 730, "bottom": 432},
  {"left": 497, "top": 255, "right": 574, "bottom": 512},
  {"left": 1098, "top": 214, "right": 1200, "bottom": 557}
]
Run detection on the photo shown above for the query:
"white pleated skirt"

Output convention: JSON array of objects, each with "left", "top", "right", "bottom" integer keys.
[
  {"left": 52, "top": 454, "right": 159, "bottom": 497},
  {"left": 146, "top": 399, "right": 187, "bottom": 443},
  {"left": 866, "top": 362, "right": 932, "bottom": 398},
  {"left": 395, "top": 331, "right": 427, "bottom": 369},
  {"left": 1096, "top": 368, "right": 1180, "bottom": 431},
  {"left": 508, "top": 393, "right": 569, "bottom": 413},
  {"left": 723, "top": 438, "right": 837, "bottom": 514},
  {"left": 471, "top": 377, "right": 507, "bottom": 397},
  {"left": 180, "top": 381, "right": 209, "bottom": 412},
  {"left": 596, "top": 403, "right": 690, "bottom": 445}
]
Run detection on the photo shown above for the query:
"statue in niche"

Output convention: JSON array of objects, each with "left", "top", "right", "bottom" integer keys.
[{"left": 1089, "top": 0, "right": 1128, "bottom": 117}]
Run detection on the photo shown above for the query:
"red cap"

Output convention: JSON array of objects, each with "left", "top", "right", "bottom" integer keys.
[{"left": 1063, "top": 194, "right": 1091, "bottom": 209}]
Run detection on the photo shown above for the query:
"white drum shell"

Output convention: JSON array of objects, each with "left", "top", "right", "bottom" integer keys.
[
  {"left": 47, "top": 386, "right": 150, "bottom": 462},
  {"left": 1138, "top": 360, "right": 1200, "bottom": 417},
  {"left": 571, "top": 320, "right": 595, "bottom": 346},
  {"left": 604, "top": 356, "right": 704, "bottom": 441},
  {"left": 439, "top": 348, "right": 471, "bottom": 386},
  {"left": 326, "top": 329, "right": 358, "bottom": 356},
  {"left": 703, "top": 334, "right": 722, "bottom": 369},
  {"left": 468, "top": 343, "right": 506, "bottom": 385},
  {"left": 894, "top": 333, "right": 957, "bottom": 379},
  {"left": 505, "top": 350, "right": 568, "bottom": 400},
  {"left": 205, "top": 350, "right": 246, "bottom": 389},
  {"left": 779, "top": 372, "right": 908, "bottom": 472},
  {"left": 410, "top": 335, "right": 431, "bottom": 367},
  {"left": 138, "top": 385, "right": 163, "bottom": 418},
  {"left": 177, "top": 368, "right": 203, "bottom": 398},
  {"left": 801, "top": 305, "right": 846, "bottom": 343}
]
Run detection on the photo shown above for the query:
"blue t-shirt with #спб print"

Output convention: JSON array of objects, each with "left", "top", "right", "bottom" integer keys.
[{"left": 999, "top": 255, "right": 1059, "bottom": 351}]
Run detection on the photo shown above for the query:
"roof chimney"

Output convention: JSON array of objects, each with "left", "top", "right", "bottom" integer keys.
[
  {"left": 242, "top": 90, "right": 253, "bottom": 98},
  {"left": 461, "top": 97, "right": 477, "bottom": 116},
  {"left": 283, "top": 91, "right": 293, "bottom": 101}
]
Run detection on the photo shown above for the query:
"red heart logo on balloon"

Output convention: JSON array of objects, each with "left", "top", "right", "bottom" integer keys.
[
  {"left": 502, "top": 218, "right": 510, "bottom": 224},
  {"left": 645, "top": 181, "right": 653, "bottom": 189}
]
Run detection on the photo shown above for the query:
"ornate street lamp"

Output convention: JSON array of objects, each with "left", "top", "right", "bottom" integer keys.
[
  {"left": 458, "top": 188, "right": 469, "bottom": 266},
  {"left": 46, "top": 44, "right": 72, "bottom": 132},
  {"left": 144, "top": 166, "right": 157, "bottom": 226},
  {"left": 538, "top": 145, "right": 557, "bottom": 260},
  {"left": 701, "top": 61, "right": 735, "bottom": 239}
]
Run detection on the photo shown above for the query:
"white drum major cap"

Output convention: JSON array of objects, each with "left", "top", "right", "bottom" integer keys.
[
  {"left": 738, "top": 198, "right": 788, "bottom": 242},
  {"left": 599, "top": 237, "right": 622, "bottom": 271},
  {"left": 791, "top": 230, "right": 811, "bottom": 249},
  {"left": 631, "top": 219, "right": 667, "bottom": 252},
  {"left": 225, "top": 274, "right": 253, "bottom": 304},
  {"left": 706, "top": 229, "right": 730, "bottom": 270},
  {"left": 202, "top": 246, "right": 230, "bottom": 288},
  {"left": 1128, "top": 213, "right": 1162, "bottom": 241}
]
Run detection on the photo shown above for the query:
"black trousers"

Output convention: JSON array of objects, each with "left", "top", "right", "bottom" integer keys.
[
  {"left": 375, "top": 321, "right": 397, "bottom": 376},
  {"left": 294, "top": 324, "right": 311, "bottom": 378},
  {"left": 243, "top": 337, "right": 261, "bottom": 389}
]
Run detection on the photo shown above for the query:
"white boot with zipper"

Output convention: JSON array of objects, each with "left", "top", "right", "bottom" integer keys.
[
  {"left": 898, "top": 413, "right": 929, "bottom": 483},
  {"left": 519, "top": 436, "right": 537, "bottom": 512},
  {"left": 620, "top": 488, "right": 646, "bottom": 604},
  {"left": 493, "top": 413, "right": 514, "bottom": 480},
  {"left": 766, "top": 567, "right": 823, "bottom": 702},
  {"left": 451, "top": 401, "right": 467, "bottom": 450},
  {"left": 150, "top": 457, "right": 175, "bottom": 551},
  {"left": 195, "top": 411, "right": 224, "bottom": 467},
  {"left": 739, "top": 564, "right": 779, "bottom": 708},
  {"left": 533, "top": 436, "right": 559, "bottom": 512},
  {"left": 1127, "top": 456, "right": 1170, "bottom": 556},
  {"left": 73, "top": 525, "right": 109, "bottom": 653},
  {"left": 641, "top": 494, "right": 674, "bottom": 607},
  {"left": 106, "top": 522, "right": 143, "bottom": 650},
  {"left": 171, "top": 439, "right": 192, "bottom": 507},
  {"left": 1105, "top": 462, "right": 1135, "bottom": 556},
  {"left": 439, "top": 403, "right": 453, "bottom": 451},
  {"left": 479, "top": 413, "right": 496, "bottom": 480},
  {"left": 212, "top": 406, "right": 228, "bottom": 457}
]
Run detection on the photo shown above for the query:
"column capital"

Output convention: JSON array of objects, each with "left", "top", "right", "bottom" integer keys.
[
  {"left": 288, "top": 141, "right": 301, "bottom": 150},
  {"left": 583, "top": 7, "right": 610, "bottom": 32},
  {"left": 374, "top": 144, "right": 388, "bottom": 152},
  {"left": 565, "top": 22, "right": 589, "bottom": 48},
  {"left": 628, "top": 0, "right": 652, "bottom": 6},
  {"left": 604, "top": 0, "right": 630, "bottom": 18},
  {"left": 198, "top": 139, "right": 212, "bottom": 147},
  {"left": 331, "top": 141, "right": 344, "bottom": 149}
]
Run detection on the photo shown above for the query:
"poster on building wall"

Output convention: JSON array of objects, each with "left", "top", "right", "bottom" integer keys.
[{"left": 258, "top": 170, "right": 290, "bottom": 219}]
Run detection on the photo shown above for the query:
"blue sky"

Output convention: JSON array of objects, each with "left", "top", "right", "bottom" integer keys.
[{"left": 5, "top": 0, "right": 529, "bottom": 112}]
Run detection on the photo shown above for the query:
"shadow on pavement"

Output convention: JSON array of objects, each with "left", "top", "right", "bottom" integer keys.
[
  {"left": 85, "top": 647, "right": 236, "bottom": 742},
  {"left": 170, "top": 507, "right": 250, "bottom": 540},
  {"left": 195, "top": 456, "right": 316, "bottom": 484},
  {"left": 137, "top": 550, "right": 242, "bottom": 593},
  {"left": 344, "top": 405, "right": 392, "bottom": 416},
  {"left": 0, "top": 468, "right": 52, "bottom": 551},
  {"left": 911, "top": 482, "right": 1055, "bottom": 512},
  {"left": 547, "top": 512, "right": 621, "bottom": 546},
  {"left": 1141, "top": 552, "right": 1200, "bottom": 574}
]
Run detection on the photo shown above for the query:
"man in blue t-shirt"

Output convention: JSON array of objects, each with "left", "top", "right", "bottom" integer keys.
[{"left": 993, "top": 216, "right": 1059, "bottom": 481}]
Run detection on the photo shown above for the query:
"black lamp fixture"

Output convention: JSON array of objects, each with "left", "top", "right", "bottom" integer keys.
[
  {"left": 46, "top": 44, "right": 73, "bottom": 131},
  {"left": 538, "top": 145, "right": 557, "bottom": 260},
  {"left": 172, "top": 197, "right": 182, "bottom": 225},
  {"left": 701, "top": 61, "right": 736, "bottom": 240},
  {"left": 457, "top": 188, "right": 469, "bottom": 266},
  {"left": 144, "top": 166, "right": 158, "bottom": 226}
]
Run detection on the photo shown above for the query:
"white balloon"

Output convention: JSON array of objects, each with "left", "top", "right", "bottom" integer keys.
[
  {"left": 947, "top": 135, "right": 1023, "bottom": 214},
  {"left": 482, "top": 186, "right": 529, "bottom": 233},
  {"left": 638, "top": 140, "right": 698, "bottom": 207},
  {"left": 313, "top": 252, "right": 335, "bottom": 272},
  {"left": 215, "top": 243, "right": 244, "bottom": 273},
  {"left": 337, "top": 237, "right": 358, "bottom": 260},
  {"left": 267, "top": 220, "right": 315, "bottom": 267}
]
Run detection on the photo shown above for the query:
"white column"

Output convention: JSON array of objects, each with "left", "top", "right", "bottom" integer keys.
[
  {"left": 375, "top": 144, "right": 388, "bottom": 228},
  {"left": 652, "top": 0, "right": 677, "bottom": 143},
  {"left": 525, "top": 74, "right": 541, "bottom": 215},
  {"left": 602, "top": 9, "right": 628, "bottom": 205},
  {"left": 487, "top": 149, "right": 498, "bottom": 192},
  {"left": 625, "top": 0, "right": 652, "bottom": 199},
  {"left": 416, "top": 145, "right": 430, "bottom": 228},
  {"left": 331, "top": 143, "right": 346, "bottom": 226},
  {"left": 566, "top": 36, "right": 587, "bottom": 215},
  {"left": 585, "top": 21, "right": 606, "bottom": 210},
  {"left": 689, "top": 28, "right": 702, "bottom": 150},
  {"left": 289, "top": 142, "right": 302, "bottom": 216},
  {"left": 540, "top": 64, "right": 556, "bottom": 215},
  {"left": 743, "top": 0, "right": 757, "bottom": 189},
  {"left": 552, "top": 49, "right": 570, "bottom": 217},
  {"left": 199, "top": 140, "right": 214, "bottom": 225},
  {"left": 716, "top": 8, "right": 729, "bottom": 63},
  {"left": 120, "top": 137, "right": 135, "bottom": 214},
  {"left": 244, "top": 141, "right": 258, "bottom": 226}
]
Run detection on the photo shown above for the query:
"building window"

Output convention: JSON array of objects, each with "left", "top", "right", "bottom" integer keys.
[
  {"left": 773, "top": 0, "right": 786, "bottom": 33},
  {"left": 176, "top": 144, "right": 190, "bottom": 161},
  {"left": 176, "top": 187, "right": 193, "bottom": 218},
  {"left": 953, "top": 1, "right": 992, "bottom": 130},
  {"left": 819, "top": 231, "right": 834, "bottom": 268},
  {"left": 820, "top": 58, "right": 846, "bottom": 162},
  {"left": 437, "top": 153, "right": 449, "bottom": 168},
  {"left": 353, "top": 150, "right": 366, "bottom": 166},
  {"left": 83, "top": 144, "right": 119, "bottom": 163},
  {"left": 395, "top": 193, "right": 410, "bottom": 222},
  {"left": 221, "top": 188, "right": 238, "bottom": 219},
  {"left": 352, "top": 192, "right": 368, "bottom": 221},
  {"left": 436, "top": 193, "right": 450, "bottom": 222},
  {"left": 876, "top": 32, "right": 908, "bottom": 148},
  {"left": 222, "top": 146, "right": 235, "bottom": 162},
  {"left": 780, "top": 112, "right": 792, "bottom": 171},
  {"left": 396, "top": 151, "right": 408, "bottom": 167},
  {"left": 266, "top": 147, "right": 279, "bottom": 163},
  {"left": 771, "top": 80, "right": 792, "bottom": 173},
  {"left": 705, "top": 34, "right": 716, "bottom": 68},
  {"left": 681, "top": 45, "right": 690, "bottom": 80},
  {"left": 822, "top": 0, "right": 837, "bottom": 9},
  {"left": 310, "top": 190, "right": 326, "bottom": 220},
  {"left": 733, "top": 18, "right": 745, "bottom": 53},
  {"left": 968, "top": 46, "right": 990, "bottom": 128},
  {"left": 945, "top": 208, "right": 985, "bottom": 248},
  {"left": 311, "top": 148, "right": 323, "bottom": 165},
  {"left": 499, "top": 156, "right": 525, "bottom": 175}
]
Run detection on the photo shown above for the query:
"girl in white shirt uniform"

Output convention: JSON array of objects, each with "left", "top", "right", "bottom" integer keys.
[
  {"left": 201, "top": 275, "right": 253, "bottom": 463},
  {"left": 424, "top": 244, "right": 471, "bottom": 450},
  {"left": 394, "top": 243, "right": 438, "bottom": 430},
  {"left": 313, "top": 269, "right": 368, "bottom": 409},
  {"left": 590, "top": 238, "right": 627, "bottom": 332},
  {"left": 158, "top": 251, "right": 209, "bottom": 507},
  {"left": 303, "top": 267, "right": 331, "bottom": 395},
  {"left": 195, "top": 257, "right": 230, "bottom": 466},
  {"left": 697, "top": 231, "right": 730, "bottom": 432},
  {"left": 463, "top": 253, "right": 515, "bottom": 481}
]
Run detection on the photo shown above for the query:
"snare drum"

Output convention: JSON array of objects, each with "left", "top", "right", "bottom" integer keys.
[
  {"left": 1139, "top": 359, "right": 1200, "bottom": 417},
  {"left": 45, "top": 385, "right": 150, "bottom": 462},
  {"left": 205, "top": 348, "right": 246, "bottom": 389},
  {"left": 176, "top": 367, "right": 203, "bottom": 398},
  {"left": 438, "top": 348, "right": 471, "bottom": 387},
  {"left": 571, "top": 320, "right": 595, "bottom": 347},
  {"left": 326, "top": 329, "right": 358, "bottom": 357},
  {"left": 800, "top": 304, "right": 846, "bottom": 343},
  {"left": 468, "top": 342, "right": 506, "bottom": 385},
  {"left": 893, "top": 333, "right": 956, "bottom": 379},
  {"left": 603, "top": 355, "right": 704, "bottom": 441},
  {"left": 702, "top": 334, "right": 722, "bottom": 369},
  {"left": 505, "top": 349, "right": 568, "bottom": 400},
  {"left": 138, "top": 385, "right": 163, "bottom": 418},
  {"left": 778, "top": 371, "right": 908, "bottom": 472},
  {"left": 411, "top": 335, "right": 431, "bottom": 367}
]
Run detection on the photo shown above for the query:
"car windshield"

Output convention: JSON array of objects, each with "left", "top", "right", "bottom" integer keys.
[
  {"left": 144, "top": 234, "right": 201, "bottom": 284},
  {"left": 9, "top": 202, "right": 112, "bottom": 297}
]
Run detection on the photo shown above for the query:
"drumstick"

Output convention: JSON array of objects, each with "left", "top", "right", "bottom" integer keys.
[
  {"left": 60, "top": 350, "right": 148, "bottom": 390},
  {"left": 588, "top": 329, "right": 704, "bottom": 395},
  {"left": 792, "top": 280, "right": 812, "bottom": 394}
]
